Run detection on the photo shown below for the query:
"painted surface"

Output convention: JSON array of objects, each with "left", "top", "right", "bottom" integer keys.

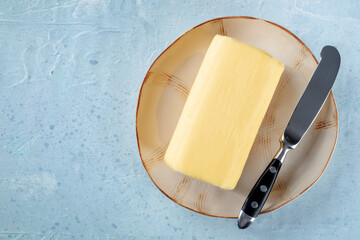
[{"left": 0, "top": 0, "right": 358, "bottom": 239}]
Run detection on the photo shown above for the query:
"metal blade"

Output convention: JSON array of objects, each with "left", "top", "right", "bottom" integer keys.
[{"left": 284, "top": 46, "right": 340, "bottom": 146}]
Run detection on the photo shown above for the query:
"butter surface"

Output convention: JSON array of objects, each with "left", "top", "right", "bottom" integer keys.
[{"left": 164, "top": 35, "right": 284, "bottom": 190}]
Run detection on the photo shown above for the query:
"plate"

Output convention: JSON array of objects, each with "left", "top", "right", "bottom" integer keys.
[{"left": 136, "top": 17, "right": 338, "bottom": 217}]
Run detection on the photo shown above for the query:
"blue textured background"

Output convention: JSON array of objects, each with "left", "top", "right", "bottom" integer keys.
[{"left": 0, "top": 0, "right": 358, "bottom": 239}]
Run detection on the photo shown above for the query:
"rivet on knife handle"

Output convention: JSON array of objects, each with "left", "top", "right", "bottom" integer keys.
[{"left": 238, "top": 45, "right": 340, "bottom": 229}]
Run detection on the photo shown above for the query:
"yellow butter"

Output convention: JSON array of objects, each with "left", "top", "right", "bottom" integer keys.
[{"left": 164, "top": 35, "right": 284, "bottom": 190}]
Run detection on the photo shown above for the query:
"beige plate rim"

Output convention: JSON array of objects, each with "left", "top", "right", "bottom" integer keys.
[{"left": 135, "top": 16, "right": 338, "bottom": 218}]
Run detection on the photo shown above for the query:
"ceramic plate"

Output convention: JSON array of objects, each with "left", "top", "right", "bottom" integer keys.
[{"left": 136, "top": 17, "right": 338, "bottom": 218}]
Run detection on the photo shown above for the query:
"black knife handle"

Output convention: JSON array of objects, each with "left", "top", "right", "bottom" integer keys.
[{"left": 241, "top": 158, "right": 282, "bottom": 218}]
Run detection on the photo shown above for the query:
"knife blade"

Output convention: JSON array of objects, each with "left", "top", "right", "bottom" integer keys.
[{"left": 238, "top": 46, "right": 341, "bottom": 229}]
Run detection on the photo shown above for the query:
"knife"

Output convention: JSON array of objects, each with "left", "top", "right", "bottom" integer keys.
[{"left": 237, "top": 46, "right": 341, "bottom": 229}]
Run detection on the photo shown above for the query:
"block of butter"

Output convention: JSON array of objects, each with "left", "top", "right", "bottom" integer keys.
[{"left": 164, "top": 35, "right": 284, "bottom": 190}]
